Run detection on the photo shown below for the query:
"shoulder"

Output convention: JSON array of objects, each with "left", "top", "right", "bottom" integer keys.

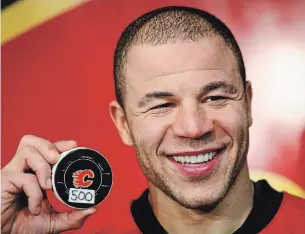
[
  {"left": 280, "top": 192, "right": 305, "bottom": 217},
  {"left": 261, "top": 193, "right": 305, "bottom": 234}
]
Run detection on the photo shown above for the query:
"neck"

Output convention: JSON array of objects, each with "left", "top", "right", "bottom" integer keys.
[{"left": 148, "top": 164, "right": 254, "bottom": 234}]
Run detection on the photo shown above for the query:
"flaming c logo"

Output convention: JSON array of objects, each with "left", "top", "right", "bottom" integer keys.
[{"left": 72, "top": 169, "right": 95, "bottom": 188}]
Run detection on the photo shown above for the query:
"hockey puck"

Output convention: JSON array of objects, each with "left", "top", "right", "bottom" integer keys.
[{"left": 52, "top": 147, "right": 113, "bottom": 209}]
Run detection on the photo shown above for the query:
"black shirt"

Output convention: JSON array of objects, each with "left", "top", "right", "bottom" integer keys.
[{"left": 131, "top": 180, "right": 283, "bottom": 234}]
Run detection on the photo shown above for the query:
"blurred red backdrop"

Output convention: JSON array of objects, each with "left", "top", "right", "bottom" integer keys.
[{"left": 2, "top": 0, "right": 305, "bottom": 233}]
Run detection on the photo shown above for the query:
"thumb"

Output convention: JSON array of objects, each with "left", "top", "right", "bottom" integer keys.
[{"left": 52, "top": 208, "right": 96, "bottom": 233}]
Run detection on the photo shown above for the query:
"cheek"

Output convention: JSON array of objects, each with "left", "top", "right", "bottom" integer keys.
[
  {"left": 209, "top": 104, "right": 249, "bottom": 169},
  {"left": 131, "top": 116, "right": 170, "bottom": 153},
  {"left": 210, "top": 104, "right": 249, "bottom": 141}
]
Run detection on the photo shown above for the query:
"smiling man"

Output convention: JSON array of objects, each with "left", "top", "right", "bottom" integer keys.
[
  {"left": 1, "top": 5, "right": 305, "bottom": 234},
  {"left": 109, "top": 6, "right": 305, "bottom": 234}
]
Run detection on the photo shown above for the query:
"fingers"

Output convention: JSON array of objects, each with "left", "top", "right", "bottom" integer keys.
[
  {"left": 4, "top": 145, "right": 52, "bottom": 191},
  {"left": 52, "top": 208, "right": 96, "bottom": 233},
  {"left": 17, "top": 135, "right": 63, "bottom": 164},
  {"left": 2, "top": 135, "right": 78, "bottom": 193},
  {"left": 24, "top": 146, "right": 53, "bottom": 190},
  {"left": 6, "top": 135, "right": 77, "bottom": 173},
  {"left": 6, "top": 145, "right": 53, "bottom": 190},
  {"left": 4, "top": 173, "right": 43, "bottom": 215},
  {"left": 54, "top": 140, "right": 77, "bottom": 153}
]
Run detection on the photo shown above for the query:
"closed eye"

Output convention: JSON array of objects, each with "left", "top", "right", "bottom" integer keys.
[{"left": 150, "top": 103, "right": 176, "bottom": 110}]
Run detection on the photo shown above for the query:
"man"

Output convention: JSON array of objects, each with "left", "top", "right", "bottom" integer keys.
[{"left": 1, "top": 6, "right": 305, "bottom": 234}]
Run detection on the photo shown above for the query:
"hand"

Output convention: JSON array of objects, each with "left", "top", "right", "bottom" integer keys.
[{"left": 1, "top": 135, "right": 97, "bottom": 234}]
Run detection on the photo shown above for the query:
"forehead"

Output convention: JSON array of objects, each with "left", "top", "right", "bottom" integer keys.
[{"left": 125, "top": 36, "right": 239, "bottom": 94}]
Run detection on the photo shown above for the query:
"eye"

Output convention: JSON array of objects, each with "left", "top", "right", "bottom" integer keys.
[
  {"left": 206, "top": 96, "right": 227, "bottom": 102},
  {"left": 150, "top": 103, "right": 175, "bottom": 110}
]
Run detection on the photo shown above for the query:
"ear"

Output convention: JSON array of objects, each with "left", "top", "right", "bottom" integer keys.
[
  {"left": 245, "top": 81, "right": 253, "bottom": 127},
  {"left": 109, "top": 101, "right": 133, "bottom": 146}
]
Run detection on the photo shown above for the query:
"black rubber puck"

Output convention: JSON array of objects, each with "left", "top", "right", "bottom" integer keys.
[{"left": 52, "top": 147, "right": 113, "bottom": 209}]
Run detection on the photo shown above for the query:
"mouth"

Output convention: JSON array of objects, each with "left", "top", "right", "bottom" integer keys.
[
  {"left": 172, "top": 151, "right": 218, "bottom": 164},
  {"left": 166, "top": 147, "right": 225, "bottom": 177}
]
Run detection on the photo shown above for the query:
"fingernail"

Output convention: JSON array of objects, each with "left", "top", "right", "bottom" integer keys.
[
  {"left": 83, "top": 208, "right": 96, "bottom": 215},
  {"left": 46, "top": 178, "right": 52, "bottom": 189},
  {"left": 67, "top": 140, "right": 77, "bottom": 146}
]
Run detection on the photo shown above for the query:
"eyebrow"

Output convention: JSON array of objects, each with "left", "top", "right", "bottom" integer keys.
[
  {"left": 199, "top": 81, "right": 238, "bottom": 96},
  {"left": 137, "top": 81, "right": 238, "bottom": 108},
  {"left": 137, "top": 91, "right": 175, "bottom": 108}
]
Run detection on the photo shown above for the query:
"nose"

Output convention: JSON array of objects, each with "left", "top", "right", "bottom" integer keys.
[{"left": 171, "top": 104, "right": 213, "bottom": 139}]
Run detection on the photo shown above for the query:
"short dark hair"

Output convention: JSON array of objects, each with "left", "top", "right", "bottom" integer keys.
[{"left": 114, "top": 6, "right": 246, "bottom": 108}]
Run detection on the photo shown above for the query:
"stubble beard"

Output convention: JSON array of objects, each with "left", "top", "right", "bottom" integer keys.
[{"left": 131, "top": 128, "right": 250, "bottom": 213}]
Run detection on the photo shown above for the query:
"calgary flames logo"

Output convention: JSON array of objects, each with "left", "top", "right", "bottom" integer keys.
[{"left": 72, "top": 169, "right": 95, "bottom": 188}]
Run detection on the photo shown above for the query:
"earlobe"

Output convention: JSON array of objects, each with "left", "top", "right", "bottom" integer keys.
[
  {"left": 245, "top": 81, "right": 253, "bottom": 127},
  {"left": 248, "top": 116, "right": 253, "bottom": 127},
  {"left": 109, "top": 101, "right": 134, "bottom": 146}
]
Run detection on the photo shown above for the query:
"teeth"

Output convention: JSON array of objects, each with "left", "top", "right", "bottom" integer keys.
[
  {"left": 185, "top": 156, "right": 190, "bottom": 163},
  {"left": 181, "top": 157, "right": 186, "bottom": 163},
  {"left": 204, "top": 154, "right": 208, "bottom": 162},
  {"left": 190, "top": 156, "right": 197, "bottom": 163},
  {"left": 173, "top": 152, "right": 217, "bottom": 164},
  {"left": 198, "top": 154, "right": 204, "bottom": 162}
]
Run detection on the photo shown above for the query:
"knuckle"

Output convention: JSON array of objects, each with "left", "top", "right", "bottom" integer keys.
[
  {"left": 15, "top": 145, "right": 37, "bottom": 162},
  {"left": 46, "top": 142, "right": 57, "bottom": 153},
  {"left": 45, "top": 143, "right": 59, "bottom": 163},
  {"left": 20, "top": 134, "right": 35, "bottom": 144}
]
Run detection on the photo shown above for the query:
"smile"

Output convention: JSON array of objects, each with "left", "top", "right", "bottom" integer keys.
[
  {"left": 167, "top": 148, "right": 225, "bottom": 177},
  {"left": 173, "top": 152, "right": 217, "bottom": 164}
]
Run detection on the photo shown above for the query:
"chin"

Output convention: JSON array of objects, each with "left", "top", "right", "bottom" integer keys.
[
  {"left": 165, "top": 182, "right": 229, "bottom": 212},
  {"left": 170, "top": 159, "right": 246, "bottom": 212},
  {"left": 173, "top": 192, "right": 224, "bottom": 212}
]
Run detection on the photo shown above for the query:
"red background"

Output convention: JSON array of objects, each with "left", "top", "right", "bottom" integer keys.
[{"left": 2, "top": 0, "right": 305, "bottom": 232}]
